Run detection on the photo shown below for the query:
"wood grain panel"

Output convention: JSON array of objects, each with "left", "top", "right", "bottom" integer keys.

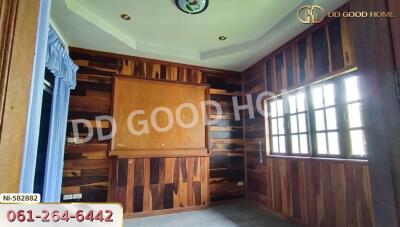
[
  {"left": 256, "top": 12, "right": 356, "bottom": 95},
  {"left": 109, "top": 157, "right": 209, "bottom": 215},
  {"left": 242, "top": 4, "right": 374, "bottom": 226},
  {"left": 247, "top": 158, "right": 374, "bottom": 227},
  {"left": 0, "top": 0, "right": 19, "bottom": 138},
  {"left": 63, "top": 48, "right": 243, "bottom": 206},
  {"left": 387, "top": 0, "right": 400, "bottom": 69},
  {"left": 206, "top": 73, "right": 245, "bottom": 201},
  {"left": 111, "top": 77, "right": 208, "bottom": 156},
  {"left": 0, "top": 0, "right": 40, "bottom": 192}
]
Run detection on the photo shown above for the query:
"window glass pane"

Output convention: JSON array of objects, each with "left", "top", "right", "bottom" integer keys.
[
  {"left": 345, "top": 76, "right": 360, "bottom": 102},
  {"left": 271, "top": 119, "right": 278, "bottom": 135},
  {"left": 292, "top": 135, "right": 299, "bottom": 154},
  {"left": 315, "top": 110, "right": 326, "bottom": 131},
  {"left": 270, "top": 101, "right": 277, "bottom": 118},
  {"left": 289, "top": 95, "right": 297, "bottom": 114},
  {"left": 326, "top": 108, "right": 337, "bottom": 130},
  {"left": 348, "top": 103, "right": 362, "bottom": 128},
  {"left": 290, "top": 115, "right": 298, "bottom": 133},
  {"left": 317, "top": 133, "right": 328, "bottom": 154},
  {"left": 297, "top": 92, "right": 306, "bottom": 112},
  {"left": 324, "top": 84, "right": 335, "bottom": 106},
  {"left": 327, "top": 132, "right": 340, "bottom": 155},
  {"left": 313, "top": 87, "right": 324, "bottom": 109},
  {"left": 272, "top": 136, "right": 279, "bottom": 153},
  {"left": 351, "top": 130, "right": 366, "bottom": 156},
  {"left": 277, "top": 100, "right": 284, "bottom": 116},
  {"left": 279, "top": 136, "right": 286, "bottom": 153},
  {"left": 299, "top": 134, "right": 309, "bottom": 154},
  {"left": 298, "top": 113, "right": 307, "bottom": 133},
  {"left": 278, "top": 117, "right": 285, "bottom": 134}
]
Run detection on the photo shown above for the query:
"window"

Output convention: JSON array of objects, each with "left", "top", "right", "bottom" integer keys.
[
  {"left": 266, "top": 74, "right": 367, "bottom": 159},
  {"left": 269, "top": 99, "right": 286, "bottom": 154},
  {"left": 344, "top": 76, "right": 366, "bottom": 156},
  {"left": 288, "top": 91, "right": 309, "bottom": 155},
  {"left": 311, "top": 83, "right": 340, "bottom": 155}
]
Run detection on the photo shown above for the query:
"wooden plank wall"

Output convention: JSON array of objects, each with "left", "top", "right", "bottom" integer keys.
[
  {"left": 350, "top": 0, "right": 400, "bottom": 225},
  {"left": 0, "top": 0, "right": 18, "bottom": 138},
  {"left": 388, "top": 0, "right": 400, "bottom": 69},
  {"left": 109, "top": 157, "right": 209, "bottom": 215},
  {"left": 247, "top": 158, "right": 374, "bottom": 227},
  {"left": 63, "top": 48, "right": 244, "bottom": 208},
  {"left": 0, "top": 0, "right": 41, "bottom": 192},
  {"left": 264, "top": 16, "right": 355, "bottom": 95},
  {"left": 207, "top": 73, "right": 245, "bottom": 202},
  {"left": 243, "top": 12, "right": 375, "bottom": 227}
]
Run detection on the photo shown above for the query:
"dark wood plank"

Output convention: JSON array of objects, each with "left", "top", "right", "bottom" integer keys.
[
  {"left": 133, "top": 186, "right": 144, "bottom": 212},
  {"left": 328, "top": 18, "right": 344, "bottom": 71},
  {"left": 164, "top": 183, "right": 174, "bottom": 209},
  {"left": 117, "top": 159, "right": 128, "bottom": 187},
  {"left": 312, "top": 27, "right": 330, "bottom": 77},
  {"left": 150, "top": 158, "right": 160, "bottom": 185}
]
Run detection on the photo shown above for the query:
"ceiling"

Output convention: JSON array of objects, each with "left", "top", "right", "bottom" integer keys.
[{"left": 51, "top": 0, "right": 347, "bottom": 72}]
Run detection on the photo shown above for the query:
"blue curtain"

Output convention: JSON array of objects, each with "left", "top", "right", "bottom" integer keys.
[{"left": 42, "top": 27, "right": 78, "bottom": 202}]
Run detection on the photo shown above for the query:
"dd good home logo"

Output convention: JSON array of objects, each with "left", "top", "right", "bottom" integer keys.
[{"left": 297, "top": 5, "right": 325, "bottom": 24}]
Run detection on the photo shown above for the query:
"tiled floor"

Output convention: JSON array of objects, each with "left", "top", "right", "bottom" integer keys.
[{"left": 124, "top": 199, "right": 299, "bottom": 227}]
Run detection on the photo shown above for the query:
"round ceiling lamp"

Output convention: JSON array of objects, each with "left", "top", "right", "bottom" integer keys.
[{"left": 175, "top": 0, "right": 209, "bottom": 14}]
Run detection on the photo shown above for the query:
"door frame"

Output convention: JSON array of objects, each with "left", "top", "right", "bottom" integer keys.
[{"left": 19, "top": 0, "right": 51, "bottom": 193}]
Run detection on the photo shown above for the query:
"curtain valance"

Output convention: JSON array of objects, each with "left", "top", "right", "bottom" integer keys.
[{"left": 46, "top": 27, "right": 78, "bottom": 89}]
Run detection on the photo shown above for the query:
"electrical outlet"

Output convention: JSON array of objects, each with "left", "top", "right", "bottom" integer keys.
[
  {"left": 237, "top": 181, "right": 244, "bottom": 186},
  {"left": 67, "top": 137, "right": 78, "bottom": 144},
  {"left": 63, "top": 194, "right": 73, "bottom": 200},
  {"left": 72, "top": 194, "right": 82, "bottom": 199}
]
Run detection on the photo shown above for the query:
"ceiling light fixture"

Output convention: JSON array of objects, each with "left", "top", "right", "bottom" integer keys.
[
  {"left": 219, "top": 36, "right": 227, "bottom": 41},
  {"left": 175, "top": 0, "right": 209, "bottom": 14},
  {"left": 120, "top": 14, "right": 132, "bottom": 21}
]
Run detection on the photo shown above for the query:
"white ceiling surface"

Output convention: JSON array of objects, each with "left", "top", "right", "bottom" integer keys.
[{"left": 51, "top": 0, "right": 347, "bottom": 72}]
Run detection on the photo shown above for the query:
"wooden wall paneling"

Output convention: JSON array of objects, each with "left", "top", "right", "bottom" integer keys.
[
  {"left": 265, "top": 58, "right": 274, "bottom": 92},
  {"left": 285, "top": 47, "right": 295, "bottom": 89},
  {"left": 247, "top": 158, "right": 375, "bottom": 227},
  {"left": 327, "top": 18, "right": 345, "bottom": 71},
  {"left": 275, "top": 53, "right": 284, "bottom": 92},
  {"left": 306, "top": 35, "right": 314, "bottom": 82},
  {"left": 108, "top": 157, "right": 209, "bottom": 216},
  {"left": 292, "top": 44, "right": 301, "bottom": 88},
  {"left": 332, "top": 162, "right": 346, "bottom": 227},
  {"left": 206, "top": 72, "right": 245, "bottom": 202},
  {"left": 0, "top": 0, "right": 41, "bottom": 192},
  {"left": 312, "top": 26, "right": 330, "bottom": 78},
  {"left": 125, "top": 159, "right": 134, "bottom": 213},
  {"left": 242, "top": 62, "right": 268, "bottom": 208},
  {"left": 65, "top": 48, "right": 241, "bottom": 215},
  {"left": 0, "top": 0, "right": 18, "bottom": 137},
  {"left": 242, "top": 5, "right": 374, "bottom": 226},
  {"left": 134, "top": 158, "right": 144, "bottom": 212},
  {"left": 387, "top": 0, "right": 400, "bottom": 69},
  {"left": 297, "top": 37, "right": 308, "bottom": 85},
  {"left": 350, "top": 0, "right": 400, "bottom": 225},
  {"left": 142, "top": 158, "right": 150, "bottom": 211},
  {"left": 63, "top": 53, "right": 113, "bottom": 201},
  {"left": 340, "top": 17, "right": 356, "bottom": 67},
  {"left": 325, "top": 24, "right": 334, "bottom": 74}
]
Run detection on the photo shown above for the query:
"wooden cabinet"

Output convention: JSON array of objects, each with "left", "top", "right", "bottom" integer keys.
[{"left": 111, "top": 76, "right": 209, "bottom": 158}]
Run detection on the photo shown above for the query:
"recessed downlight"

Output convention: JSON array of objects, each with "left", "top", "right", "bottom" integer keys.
[
  {"left": 120, "top": 14, "right": 132, "bottom": 21},
  {"left": 218, "top": 36, "right": 227, "bottom": 41}
]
